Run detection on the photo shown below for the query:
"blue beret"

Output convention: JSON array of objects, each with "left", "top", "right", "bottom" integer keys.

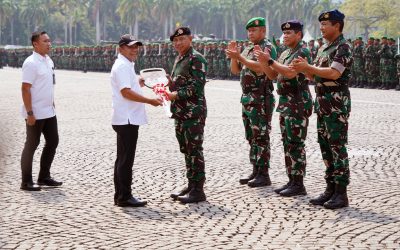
[
  {"left": 318, "top": 9, "right": 345, "bottom": 22},
  {"left": 170, "top": 27, "right": 191, "bottom": 41},
  {"left": 281, "top": 20, "right": 303, "bottom": 31}
]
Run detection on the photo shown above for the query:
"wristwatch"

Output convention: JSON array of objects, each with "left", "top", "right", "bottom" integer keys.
[
  {"left": 27, "top": 111, "right": 34, "bottom": 116},
  {"left": 268, "top": 59, "right": 274, "bottom": 66}
]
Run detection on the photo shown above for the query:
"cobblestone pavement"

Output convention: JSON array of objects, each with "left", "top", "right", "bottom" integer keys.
[{"left": 0, "top": 67, "right": 399, "bottom": 250}]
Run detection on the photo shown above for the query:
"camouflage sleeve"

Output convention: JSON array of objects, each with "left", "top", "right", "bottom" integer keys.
[
  {"left": 299, "top": 48, "right": 312, "bottom": 64},
  {"left": 270, "top": 45, "right": 278, "bottom": 60},
  {"left": 177, "top": 55, "right": 207, "bottom": 100},
  {"left": 331, "top": 43, "right": 352, "bottom": 74}
]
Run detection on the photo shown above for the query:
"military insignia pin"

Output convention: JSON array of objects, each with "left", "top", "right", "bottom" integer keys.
[
  {"left": 178, "top": 29, "right": 183, "bottom": 34},
  {"left": 285, "top": 23, "right": 290, "bottom": 28},
  {"left": 255, "top": 20, "right": 259, "bottom": 25},
  {"left": 324, "top": 13, "right": 329, "bottom": 18}
]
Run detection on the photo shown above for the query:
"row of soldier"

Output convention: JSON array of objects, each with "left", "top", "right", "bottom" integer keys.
[{"left": 1, "top": 37, "right": 399, "bottom": 90}]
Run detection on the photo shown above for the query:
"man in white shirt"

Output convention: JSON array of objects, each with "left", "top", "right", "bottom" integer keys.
[
  {"left": 20, "top": 31, "right": 62, "bottom": 191},
  {"left": 111, "top": 34, "right": 162, "bottom": 207}
]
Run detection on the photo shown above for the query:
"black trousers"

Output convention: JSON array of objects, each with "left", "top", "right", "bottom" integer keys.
[
  {"left": 21, "top": 116, "right": 59, "bottom": 183},
  {"left": 112, "top": 124, "right": 139, "bottom": 202}
]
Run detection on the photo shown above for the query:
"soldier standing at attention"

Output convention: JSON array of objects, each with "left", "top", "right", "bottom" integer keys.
[
  {"left": 353, "top": 37, "right": 366, "bottom": 88},
  {"left": 292, "top": 10, "right": 353, "bottom": 209},
  {"left": 166, "top": 27, "right": 208, "bottom": 204},
  {"left": 255, "top": 20, "right": 313, "bottom": 197},
  {"left": 377, "top": 37, "right": 393, "bottom": 90},
  {"left": 363, "top": 37, "right": 375, "bottom": 89},
  {"left": 226, "top": 17, "right": 277, "bottom": 188}
]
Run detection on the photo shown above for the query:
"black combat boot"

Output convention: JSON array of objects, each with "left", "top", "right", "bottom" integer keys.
[
  {"left": 177, "top": 179, "right": 206, "bottom": 204},
  {"left": 247, "top": 167, "right": 271, "bottom": 187},
  {"left": 323, "top": 184, "right": 349, "bottom": 209},
  {"left": 170, "top": 180, "right": 194, "bottom": 200},
  {"left": 309, "top": 181, "right": 335, "bottom": 206},
  {"left": 396, "top": 84, "right": 400, "bottom": 91},
  {"left": 274, "top": 175, "right": 292, "bottom": 194},
  {"left": 279, "top": 175, "right": 307, "bottom": 197},
  {"left": 239, "top": 166, "right": 258, "bottom": 185}
]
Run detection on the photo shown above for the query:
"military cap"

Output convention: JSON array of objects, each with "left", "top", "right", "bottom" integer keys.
[
  {"left": 281, "top": 20, "right": 303, "bottom": 31},
  {"left": 356, "top": 37, "right": 362, "bottom": 41},
  {"left": 381, "top": 36, "right": 387, "bottom": 40},
  {"left": 369, "top": 37, "right": 375, "bottom": 40},
  {"left": 170, "top": 27, "right": 191, "bottom": 41},
  {"left": 246, "top": 17, "right": 265, "bottom": 29},
  {"left": 119, "top": 34, "right": 143, "bottom": 46},
  {"left": 318, "top": 9, "right": 345, "bottom": 22}
]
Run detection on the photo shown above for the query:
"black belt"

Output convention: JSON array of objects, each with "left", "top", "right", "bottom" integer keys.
[
  {"left": 277, "top": 84, "right": 309, "bottom": 96},
  {"left": 315, "top": 85, "right": 348, "bottom": 96}
]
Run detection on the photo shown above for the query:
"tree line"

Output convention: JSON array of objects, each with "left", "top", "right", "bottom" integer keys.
[{"left": 0, "top": 0, "right": 398, "bottom": 46}]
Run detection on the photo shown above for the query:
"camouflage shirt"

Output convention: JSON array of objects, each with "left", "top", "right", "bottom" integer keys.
[
  {"left": 169, "top": 47, "right": 207, "bottom": 120},
  {"left": 276, "top": 42, "right": 313, "bottom": 118},
  {"left": 240, "top": 38, "right": 277, "bottom": 106},
  {"left": 313, "top": 34, "right": 353, "bottom": 115}
]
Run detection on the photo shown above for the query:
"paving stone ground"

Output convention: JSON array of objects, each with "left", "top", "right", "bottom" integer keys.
[{"left": 0, "top": 67, "right": 399, "bottom": 249}]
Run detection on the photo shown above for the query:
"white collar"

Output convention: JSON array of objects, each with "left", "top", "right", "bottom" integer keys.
[
  {"left": 118, "top": 53, "right": 135, "bottom": 65},
  {"left": 33, "top": 51, "right": 48, "bottom": 61}
]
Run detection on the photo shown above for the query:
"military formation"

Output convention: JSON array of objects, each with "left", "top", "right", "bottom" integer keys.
[{"left": 1, "top": 37, "right": 399, "bottom": 90}]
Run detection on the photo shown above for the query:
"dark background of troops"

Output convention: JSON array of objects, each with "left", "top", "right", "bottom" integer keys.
[{"left": 1, "top": 39, "right": 399, "bottom": 90}]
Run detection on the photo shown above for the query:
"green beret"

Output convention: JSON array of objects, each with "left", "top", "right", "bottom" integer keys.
[
  {"left": 357, "top": 37, "right": 362, "bottom": 41},
  {"left": 246, "top": 17, "right": 265, "bottom": 29},
  {"left": 369, "top": 37, "right": 375, "bottom": 40}
]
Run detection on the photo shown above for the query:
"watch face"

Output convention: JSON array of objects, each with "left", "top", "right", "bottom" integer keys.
[{"left": 27, "top": 111, "right": 33, "bottom": 116}]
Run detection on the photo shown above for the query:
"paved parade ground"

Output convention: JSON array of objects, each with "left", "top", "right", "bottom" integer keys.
[{"left": 0, "top": 67, "right": 399, "bottom": 249}]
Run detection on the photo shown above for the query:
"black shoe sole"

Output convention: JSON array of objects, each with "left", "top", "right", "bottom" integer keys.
[
  {"left": 280, "top": 191, "right": 307, "bottom": 197},
  {"left": 20, "top": 187, "right": 41, "bottom": 191},
  {"left": 116, "top": 202, "right": 147, "bottom": 207}
]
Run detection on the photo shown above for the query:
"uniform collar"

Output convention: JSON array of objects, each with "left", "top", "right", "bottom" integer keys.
[
  {"left": 118, "top": 53, "right": 135, "bottom": 65},
  {"left": 33, "top": 51, "right": 48, "bottom": 62},
  {"left": 324, "top": 34, "right": 344, "bottom": 50}
]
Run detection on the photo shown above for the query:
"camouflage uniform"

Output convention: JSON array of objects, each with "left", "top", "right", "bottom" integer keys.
[
  {"left": 352, "top": 43, "right": 366, "bottom": 87},
  {"left": 169, "top": 47, "right": 207, "bottom": 182},
  {"left": 313, "top": 34, "right": 352, "bottom": 187},
  {"left": 276, "top": 43, "right": 313, "bottom": 178},
  {"left": 377, "top": 42, "right": 394, "bottom": 89},
  {"left": 395, "top": 54, "right": 400, "bottom": 91},
  {"left": 240, "top": 38, "right": 277, "bottom": 172},
  {"left": 363, "top": 40, "right": 379, "bottom": 88}
]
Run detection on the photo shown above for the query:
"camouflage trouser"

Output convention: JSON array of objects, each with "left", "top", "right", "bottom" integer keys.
[
  {"left": 242, "top": 95, "right": 274, "bottom": 169},
  {"left": 175, "top": 117, "right": 206, "bottom": 181},
  {"left": 279, "top": 114, "right": 309, "bottom": 176},
  {"left": 353, "top": 61, "right": 366, "bottom": 83},
  {"left": 317, "top": 112, "right": 350, "bottom": 186}
]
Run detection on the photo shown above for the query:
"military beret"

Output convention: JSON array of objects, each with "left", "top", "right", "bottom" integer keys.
[
  {"left": 170, "top": 27, "right": 191, "bottom": 41},
  {"left": 381, "top": 36, "right": 387, "bottom": 40},
  {"left": 119, "top": 34, "right": 143, "bottom": 46},
  {"left": 246, "top": 17, "right": 265, "bottom": 29},
  {"left": 369, "top": 37, "right": 375, "bottom": 40},
  {"left": 281, "top": 20, "right": 303, "bottom": 32},
  {"left": 318, "top": 9, "right": 345, "bottom": 22},
  {"left": 357, "top": 37, "right": 362, "bottom": 41}
]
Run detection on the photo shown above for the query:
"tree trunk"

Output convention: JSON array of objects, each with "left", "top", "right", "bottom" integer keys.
[
  {"left": 103, "top": 14, "right": 106, "bottom": 41},
  {"left": 0, "top": 19, "right": 2, "bottom": 45},
  {"left": 169, "top": 11, "right": 173, "bottom": 34},
  {"left": 224, "top": 16, "right": 228, "bottom": 39},
  {"left": 11, "top": 15, "right": 14, "bottom": 44},
  {"left": 64, "top": 20, "right": 68, "bottom": 45},
  {"left": 164, "top": 20, "right": 168, "bottom": 39},
  {"left": 265, "top": 10, "right": 269, "bottom": 39},
  {"left": 231, "top": 12, "right": 236, "bottom": 40},
  {"left": 69, "top": 16, "right": 73, "bottom": 45},
  {"left": 129, "top": 24, "right": 132, "bottom": 35},
  {"left": 74, "top": 23, "right": 77, "bottom": 44},
  {"left": 134, "top": 16, "right": 138, "bottom": 39},
  {"left": 96, "top": 7, "right": 100, "bottom": 44}
]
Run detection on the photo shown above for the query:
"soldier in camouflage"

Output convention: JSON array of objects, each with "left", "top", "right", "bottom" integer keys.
[
  {"left": 377, "top": 37, "right": 394, "bottom": 90},
  {"left": 167, "top": 27, "right": 208, "bottom": 204},
  {"left": 395, "top": 52, "right": 400, "bottom": 91},
  {"left": 226, "top": 17, "right": 277, "bottom": 188},
  {"left": 257, "top": 20, "right": 313, "bottom": 197},
  {"left": 292, "top": 9, "right": 353, "bottom": 209},
  {"left": 353, "top": 37, "right": 366, "bottom": 88}
]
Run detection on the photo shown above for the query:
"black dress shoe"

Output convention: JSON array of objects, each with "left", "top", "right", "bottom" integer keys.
[
  {"left": 117, "top": 197, "right": 147, "bottom": 207},
  {"left": 37, "top": 178, "right": 63, "bottom": 186},
  {"left": 20, "top": 182, "right": 41, "bottom": 191}
]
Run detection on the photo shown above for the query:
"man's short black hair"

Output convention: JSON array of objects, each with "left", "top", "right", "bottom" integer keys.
[
  {"left": 294, "top": 30, "right": 304, "bottom": 39},
  {"left": 31, "top": 31, "right": 47, "bottom": 46},
  {"left": 329, "top": 20, "right": 344, "bottom": 32}
]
